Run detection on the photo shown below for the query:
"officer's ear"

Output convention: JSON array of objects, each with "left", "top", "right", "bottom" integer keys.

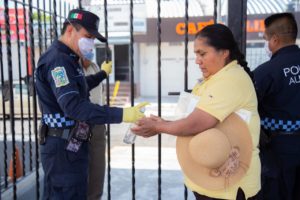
[{"left": 65, "top": 24, "right": 74, "bottom": 35}]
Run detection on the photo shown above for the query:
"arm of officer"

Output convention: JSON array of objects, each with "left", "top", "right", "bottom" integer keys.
[
  {"left": 85, "top": 70, "right": 107, "bottom": 90},
  {"left": 85, "top": 61, "right": 112, "bottom": 91},
  {"left": 47, "top": 58, "right": 146, "bottom": 124}
]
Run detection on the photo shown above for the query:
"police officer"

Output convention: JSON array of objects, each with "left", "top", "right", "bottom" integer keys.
[
  {"left": 35, "top": 9, "right": 147, "bottom": 199},
  {"left": 253, "top": 13, "right": 300, "bottom": 200}
]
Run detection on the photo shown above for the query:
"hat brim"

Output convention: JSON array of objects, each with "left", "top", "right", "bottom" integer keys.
[
  {"left": 88, "top": 28, "right": 107, "bottom": 42},
  {"left": 176, "top": 113, "right": 253, "bottom": 190}
]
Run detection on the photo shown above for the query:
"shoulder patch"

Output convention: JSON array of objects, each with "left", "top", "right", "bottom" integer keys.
[{"left": 51, "top": 67, "right": 69, "bottom": 87}]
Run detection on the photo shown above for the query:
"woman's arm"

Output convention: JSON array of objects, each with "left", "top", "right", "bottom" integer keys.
[{"left": 132, "top": 108, "right": 219, "bottom": 137}]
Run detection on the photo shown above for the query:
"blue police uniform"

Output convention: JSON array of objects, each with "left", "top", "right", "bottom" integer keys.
[
  {"left": 35, "top": 39, "right": 122, "bottom": 199},
  {"left": 254, "top": 45, "right": 300, "bottom": 200}
]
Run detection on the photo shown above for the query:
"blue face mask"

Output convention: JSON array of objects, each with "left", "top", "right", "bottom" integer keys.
[
  {"left": 78, "top": 37, "right": 95, "bottom": 61},
  {"left": 82, "top": 51, "right": 94, "bottom": 61}
]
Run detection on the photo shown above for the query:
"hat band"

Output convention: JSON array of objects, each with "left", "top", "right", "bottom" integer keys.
[
  {"left": 210, "top": 147, "right": 240, "bottom": 178},
  {"left": 209, "top": 146, "right": 250, "bottom": 189}
]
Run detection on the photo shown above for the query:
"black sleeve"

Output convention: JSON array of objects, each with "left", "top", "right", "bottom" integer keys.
[{"left": 86, "top": 70, "right": 107, "bottom": 91}]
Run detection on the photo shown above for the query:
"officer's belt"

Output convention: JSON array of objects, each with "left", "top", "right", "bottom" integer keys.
[
  {"left": 270, "top": 130, "right": 300, "bottom": 136},
  {"left": 47, "top": 128, "right": 72, "bottom": 140}
]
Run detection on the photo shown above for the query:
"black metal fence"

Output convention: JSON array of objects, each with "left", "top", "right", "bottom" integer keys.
[{"left": 0, "top": 0, "right": 250, "bottom": 199}]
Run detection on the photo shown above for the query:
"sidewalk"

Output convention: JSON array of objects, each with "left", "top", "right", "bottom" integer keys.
[{"left": 102, "top": 146, "right": 194, "bottom": 199}]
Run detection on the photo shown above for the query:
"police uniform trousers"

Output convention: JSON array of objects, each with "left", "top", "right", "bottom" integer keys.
[
  {"left": 260, "top": 133, "right": 300, "bottom": 200},
  {"left": 87, "top": 125, "right": 106, "bottom": 200},
  {"left": 41, "top": 136, "right": 88, "bottom": 200}
]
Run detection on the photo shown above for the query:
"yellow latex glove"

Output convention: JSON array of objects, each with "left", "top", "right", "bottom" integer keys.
[
  {"left": 122, "top": 102, "right": 150, "bottom": 123},
  {"left": 101, "top": 61, "right": 112, "bottom": 75}
]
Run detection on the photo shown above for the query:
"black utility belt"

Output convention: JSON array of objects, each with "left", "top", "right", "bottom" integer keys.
[
  {"left": 271, "top": 130, "right": 300, "bottom": 136},
  {"left": 39, "top": 121, "right": 92, "bottom": 153},
  {"left": 47, "top": 128, "right": 72, "bottom": 140}
]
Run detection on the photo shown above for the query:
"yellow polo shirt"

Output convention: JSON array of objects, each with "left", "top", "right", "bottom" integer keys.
[{"left": 184, "top": 60, "right": 261, "bottom": 199}]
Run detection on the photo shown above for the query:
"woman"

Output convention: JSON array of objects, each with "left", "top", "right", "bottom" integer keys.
[{"left": 132, "top": 24, "right": 260, "bottom": 200}]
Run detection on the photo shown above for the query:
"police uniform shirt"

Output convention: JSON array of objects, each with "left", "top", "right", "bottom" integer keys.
[
  {"left": 35, "top": 40, "right": 122, "bottom": 128},
  {"left": 254, "top": 45, "right": 300, "bottom": 132}
]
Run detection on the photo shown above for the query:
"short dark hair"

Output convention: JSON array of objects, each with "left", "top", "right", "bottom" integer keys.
[
  {"left": 264, "top": 12, "right": 298, "bottom": 41},
  {"left": 61, "top": 21, "right": 82, "bottom": 35}
]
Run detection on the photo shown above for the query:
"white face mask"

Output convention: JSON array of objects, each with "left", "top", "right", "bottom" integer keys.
[
  {"left": 264, "top": 40, "right": 272, "bottom": 58},
  {"left": 78, "top": 37, "right": 95, "bottom": 61}
]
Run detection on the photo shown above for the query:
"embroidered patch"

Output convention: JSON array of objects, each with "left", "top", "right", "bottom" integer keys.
[{"left": 51, "top": 67, "right": 69, "bottom": 87}]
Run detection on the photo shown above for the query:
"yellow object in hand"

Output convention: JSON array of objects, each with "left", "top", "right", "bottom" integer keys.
[
  {"left": 122, "top": 102, "right": 150, "bottom": 123},
  {"left": 101, "top": 61, "right": 112, "bottom": 75}
]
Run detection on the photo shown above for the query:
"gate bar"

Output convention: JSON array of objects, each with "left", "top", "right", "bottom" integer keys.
[
  {"left": 0, "top": 3, "right": 8, "bottom": 190},
  {"left": 129, "top": 0, "right": 136, "bottom": 199},
  {"left": 156, "top": 0, "right": 162, "bottom": 199},
  {"left": 228, "top": 0, "right": 247, "bottom": 54},
  {"left": 4, "top": 0, "right": 17, "bottom": 198},
  {"left": 14, "top": 0, "right": 26, "bottom": 177},
  {"left": 37, "top": 0, "right": 44, "bottom": 56},
  {"left": 103, "top": 0, "right": 112, "bottom": 199},
  {"left": 183, "top": 0, "right": 189, "bottom": 198},
  {"left": 43, "top": 0, "right": 48, "bottom": 49},
  {"left": 49, "top": 0, "right": 53, "bottom": 43},
  {"left": 28, "top": 0, "right": 40, "bottom": 198},
  {"left": 53, "top": 0, "right": 58, "bottom": 39}
]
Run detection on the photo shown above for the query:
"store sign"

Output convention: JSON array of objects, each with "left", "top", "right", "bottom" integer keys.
[
  {"left": 176, "top": 20, "right": 214, "bottom": 35},
  {"left": 175, "top": 19, "right": 265, "bottom": 36}
]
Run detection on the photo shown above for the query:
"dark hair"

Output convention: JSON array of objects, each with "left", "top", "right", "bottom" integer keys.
[
  {"left": 264, "top": 12, "right": 298, "bottom": 41},
  {"left": 61, "top": 21, "right": 82, "bottom": 35},
  {"left": 195, "top": 24, "right": 253, "bottom": 82}
]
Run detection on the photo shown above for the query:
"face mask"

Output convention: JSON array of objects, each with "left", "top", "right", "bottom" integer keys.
[
  {"left": 264, "top": 40, "right": 272, "bottom": 58},
  {"left": 78, "top": 37, "right": 95, "bottom": 61}
]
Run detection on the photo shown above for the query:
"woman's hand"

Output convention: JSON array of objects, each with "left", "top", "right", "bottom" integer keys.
[{"left": 131, "top": 115, "right": 164, "bottom": 137}]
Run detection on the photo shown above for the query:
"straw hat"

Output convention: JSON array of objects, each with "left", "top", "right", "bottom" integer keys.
[{"left": 176, "top": 113, "right": 253, "bottom": 190}]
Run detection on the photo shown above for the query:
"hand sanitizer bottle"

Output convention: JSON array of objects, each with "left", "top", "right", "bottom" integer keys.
[{"left": 123, "top": 107, "right": 145, "bottom": 144}]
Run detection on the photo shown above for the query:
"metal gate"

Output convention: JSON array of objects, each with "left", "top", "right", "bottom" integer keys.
[{"left": 0, "top": 0, "right": 246, "bottom": 199}]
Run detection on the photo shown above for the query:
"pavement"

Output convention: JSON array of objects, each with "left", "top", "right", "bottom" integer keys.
[{"left": 1, "top": 96, "right": 196, "bottom": 199}]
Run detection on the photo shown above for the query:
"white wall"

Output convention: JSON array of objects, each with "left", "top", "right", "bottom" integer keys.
[{"left": 138, "top": 42, "right": 201, "bottom": 97}]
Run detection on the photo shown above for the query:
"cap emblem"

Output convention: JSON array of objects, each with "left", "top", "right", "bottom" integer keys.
[{"left": 70, "top": 13, "right": 83, "bottom": 20}]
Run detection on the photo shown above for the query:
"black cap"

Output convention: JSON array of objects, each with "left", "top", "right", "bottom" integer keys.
[{"left": 66, "top": 9, "right": 107, "bottom": 42}]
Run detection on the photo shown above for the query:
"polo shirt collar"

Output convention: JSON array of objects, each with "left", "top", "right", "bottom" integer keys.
[{"left": 202, "top": 60, "right": 238, "bottom": 82}]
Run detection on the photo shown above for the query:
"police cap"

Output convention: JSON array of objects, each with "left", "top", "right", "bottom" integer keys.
[{"left": 66, "top": 9, "right": 107, "bottom": 42}]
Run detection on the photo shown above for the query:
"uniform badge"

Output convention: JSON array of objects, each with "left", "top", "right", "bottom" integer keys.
[{"left": 51, "top": 67, "right": 69, "bottom": 87}]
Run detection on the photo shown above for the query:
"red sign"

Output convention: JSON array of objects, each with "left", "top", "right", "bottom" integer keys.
[{"left": 0, "top": 8, "right": 29, "bottom": 41}]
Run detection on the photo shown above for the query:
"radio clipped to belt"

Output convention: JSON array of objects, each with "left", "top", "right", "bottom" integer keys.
[
  {"left": 38, "top": 122, "right": 48, "bottom": 145},
  {"left": 65, "top": 121, "right": 91, "bottom": 153}
]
